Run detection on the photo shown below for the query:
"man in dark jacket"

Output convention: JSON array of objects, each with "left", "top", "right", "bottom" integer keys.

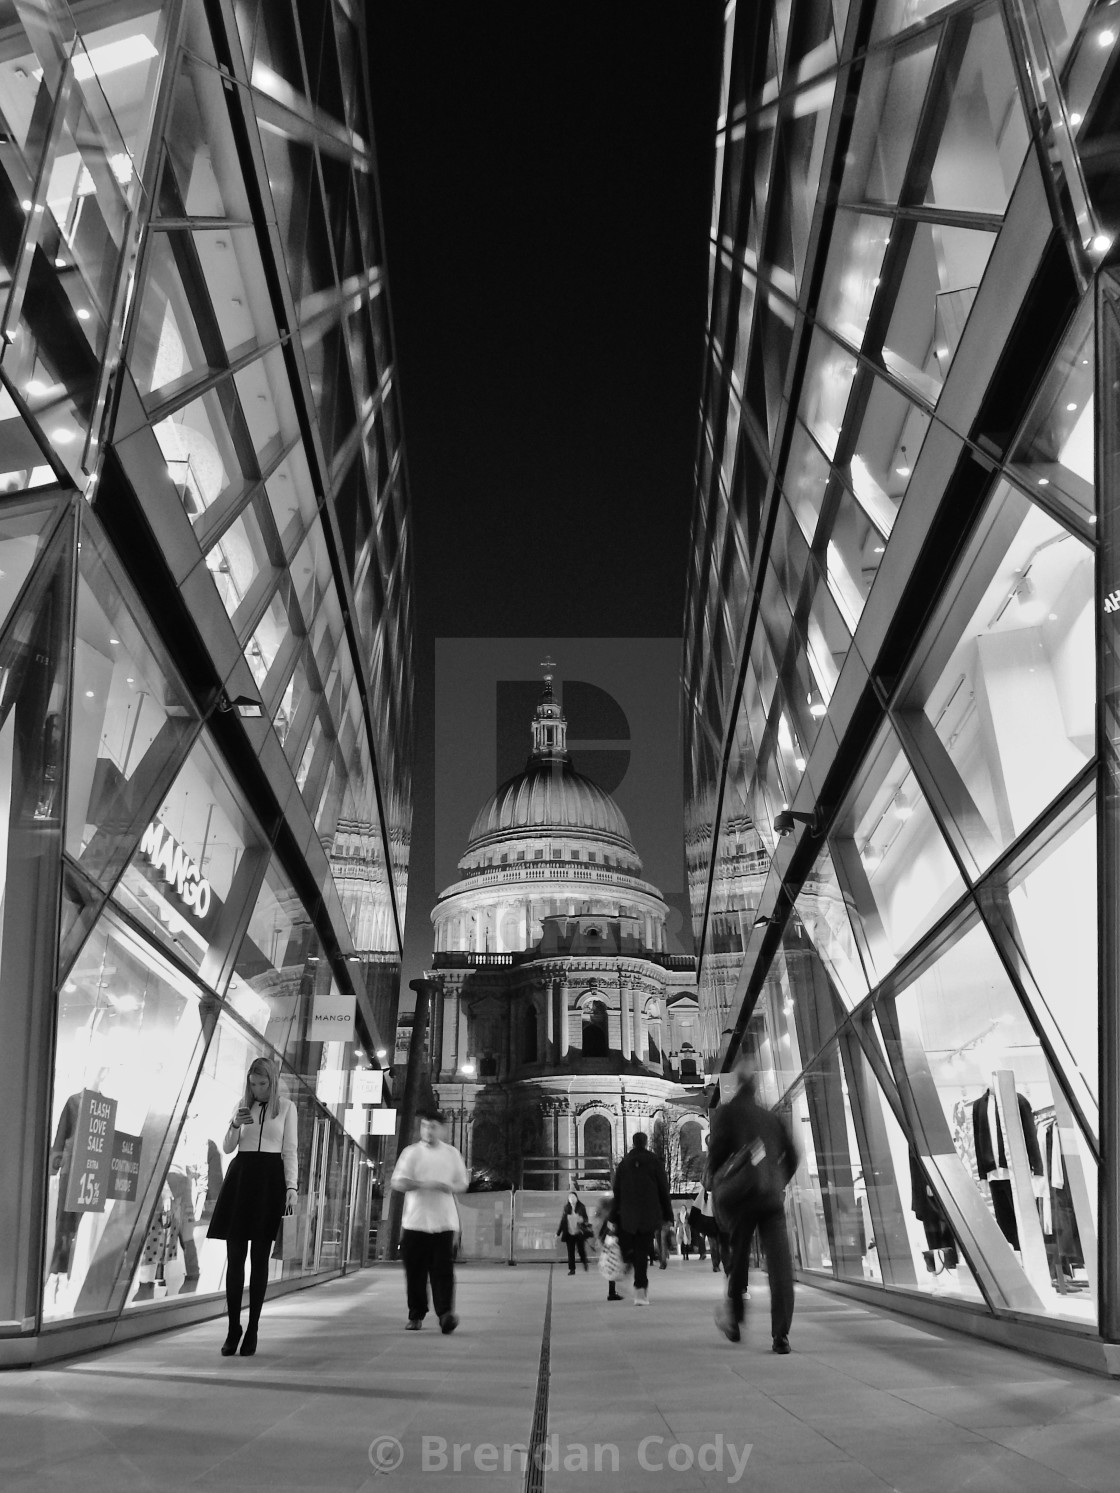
[
  {"left": 611, "top": 1133, "right": 673, "bottom": 1305},
  {"left": 707, "top": 1063, "right": 799, "bottom": 1352}
]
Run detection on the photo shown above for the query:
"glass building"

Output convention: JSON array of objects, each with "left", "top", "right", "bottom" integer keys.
[
  {"left": 0, "top": 0, "right": 413, "bottom": 1363},
  {"left": 685, "top": 0, "right": 1120, "bottom": 1369}
]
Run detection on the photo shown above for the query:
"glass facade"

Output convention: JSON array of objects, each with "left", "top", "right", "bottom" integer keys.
[
  {"left": 686, "top": 0, "right": 1120, "bottom": 1358},
  {"left": 0, "top": 0, "right": 411, "bottom": 1359}
]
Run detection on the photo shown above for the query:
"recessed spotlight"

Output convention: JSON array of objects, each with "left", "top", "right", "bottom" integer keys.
[
  {"left": 1091, "top": 233, "right": 1113, "bottom": 254},
  {"left": 77, "top": 308, "right": 91, "bottom": 321},
  {"left": 52, "top": 428, "right": 75, "bottom": 444},
  {"left": 794, "top": 756, "right": 806, "bottom": 771},
  {"left": 54, "top": 257, "right": 66, "bottom": 268},
  {"left": 84, "top": 690, "right": 94, "bottom": 698},
  {"left": 1098, "top": 28, "right": 1115, "bottom": 47},
  {"left": 109, "top": 637, "right": 119, "bottom": 645},
  {"left": 895, "top": 464, "right": 911, "bottom": 478},
  {"left": 873, "top": 544, "right": 885, "bottom": 554},
  {"left": 936, "top": 346, "right": 948, "bottom": 358},
  {"left": 1071, "top": 112, "right": 1083, "bottom": 126},
  {"left": 1037, "top": 477, "right": 1050, "bottom": 486},
  {"left": 1048, "top": 613, "right": 1058, "bottom": 621},
  {"left": 1067, "top": 402, "right": 1078, "bottom": 411},
  {"left": 126, "top": 676, "right": 135, "bottom": 684},
  {"left": 26, "top": 379, "right": 47, "bottom": 397},
  {"left": 20, "top": 199, "right": 31, "bottom": 211}
]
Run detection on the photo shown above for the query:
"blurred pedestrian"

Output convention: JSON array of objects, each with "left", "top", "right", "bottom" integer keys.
[
  {"left": 556, "top": 1191, "right": 591, "bottom": 1274},
  {"left": 391, "top": 1108, "right": 469, "bottom": 1333},
  {"left": 611, "top": 1133, "right": 672, "bottom": 1306}
]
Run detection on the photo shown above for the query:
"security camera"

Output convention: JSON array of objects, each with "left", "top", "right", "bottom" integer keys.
[{"left": 774, "top": 809, "right": 818, "bottom": 837}]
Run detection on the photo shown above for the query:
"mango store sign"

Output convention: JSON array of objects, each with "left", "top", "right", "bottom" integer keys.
[
  {"left": 309, "top": 993, "right": 356, "bottom": 1041},
  {"left": 139, "top": 821, "right": 212, "bottom": 918}
]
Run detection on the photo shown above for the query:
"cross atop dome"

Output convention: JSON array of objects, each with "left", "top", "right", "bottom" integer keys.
[{"left": 531, "top": 655, "right": 567, "bottom": 760}]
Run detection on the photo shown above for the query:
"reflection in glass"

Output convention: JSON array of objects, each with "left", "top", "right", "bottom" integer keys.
[
  {"left": 1008, "top": 297, "right": 1094, "bottom": 526},
  {"left": 831, "top": 721, "right": 967, "bottom": 978},
  {"left": 154, "top": 386, "right": 252, "bottom": 527},
  {"left": 902, "top": 483, "right": 1092, "bottom": 875},
  {"left": 796, "top": 846, "right": 869, "bottom": 1012},
  {"left": 840, "top": 33, "right": 938, "bottom": 206}
]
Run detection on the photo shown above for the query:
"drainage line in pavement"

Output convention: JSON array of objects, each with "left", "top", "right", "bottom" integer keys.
[{"left": 523, "top": 1265, "right": 554, "bottom": 1493}]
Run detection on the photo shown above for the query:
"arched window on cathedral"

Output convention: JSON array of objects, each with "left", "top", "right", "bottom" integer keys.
[
  {"left": 584, "top": 1113, "right": 612, "bottom": 1171},
  {"left": 582, "top": 999, "right": 608, "bottom": 1057},
  {"left": 523, "top": 1005, "right": 538, "bottom": 1063}
]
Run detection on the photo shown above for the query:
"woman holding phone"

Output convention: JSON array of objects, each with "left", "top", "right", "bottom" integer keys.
[{"left": 207, "top": 1057, "right": 298, "bottom": 1356}]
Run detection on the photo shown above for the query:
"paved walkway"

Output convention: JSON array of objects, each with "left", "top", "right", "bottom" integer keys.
[{"left": 4, "top": 1261, "right": 1120, "bottom": 1491}]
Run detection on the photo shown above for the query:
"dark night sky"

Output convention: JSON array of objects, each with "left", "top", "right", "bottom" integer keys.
[{"left": 365, "top": 3, "right": 724, "bottom": 985}]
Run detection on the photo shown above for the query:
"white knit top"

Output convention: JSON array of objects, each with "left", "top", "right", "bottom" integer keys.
[{"left": 224, "top": 1097, "right": 298, "bottom": 1191}]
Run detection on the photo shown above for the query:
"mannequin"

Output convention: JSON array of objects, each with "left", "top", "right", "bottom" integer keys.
[
  {"left": 908, "top": 1153, "right": 958, "bottom": 1271},
  {"left": 971, "top": 1086, "right": 1042, "bottom": 1248},
  {"left": 1036, "top": 1114, "right": 1084, "bottom": 1284}
]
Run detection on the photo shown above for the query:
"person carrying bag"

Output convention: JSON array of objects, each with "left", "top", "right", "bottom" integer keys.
[{"left": 707, "top": 1058, "right": 799, "bottom": 1353}]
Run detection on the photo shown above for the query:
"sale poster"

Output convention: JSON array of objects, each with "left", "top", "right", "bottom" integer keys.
[
  {"left": 64, "top": 1089, "right": 118, "bottom": 1213},
  {"left": 109, "top": 1130, "right": 143, "bottom": 1202}
]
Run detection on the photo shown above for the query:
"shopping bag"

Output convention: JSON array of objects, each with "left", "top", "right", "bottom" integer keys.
[{"left": 597, "top": 1232, "right": 630, "bottom": 1282}]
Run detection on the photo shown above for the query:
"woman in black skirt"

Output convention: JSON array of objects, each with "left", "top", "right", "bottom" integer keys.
[{"left": 207, "top": 1058, "right": 298, "bottom": 1356}]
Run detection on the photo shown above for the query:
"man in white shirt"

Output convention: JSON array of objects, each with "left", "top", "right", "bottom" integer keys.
[{"left": 391, "top": 1107, "right": 469, "bottom": 1332}]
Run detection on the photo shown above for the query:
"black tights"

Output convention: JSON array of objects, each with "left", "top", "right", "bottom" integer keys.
[{"left": 225, "top": 1237, "right": 272, "bottom": 1331}]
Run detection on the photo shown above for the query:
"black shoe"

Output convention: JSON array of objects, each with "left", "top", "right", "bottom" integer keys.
[
  {"left": 405, "top": 1318, "right": 422, "bottom": 1330},
  {"left": 220, "top": 1325, "right": 242, "bottom": 1356},
  {"left": 607, "top": 1289, "right": 623, "bottom": 1301},
  {"left": 568, "top": 1269, "right": 576, "bottom": 1275},
  {"left": 439, "top": 1312, "right": 459, "bottom": 1334},
  {"left": 240, "top": 1326, "right": 258, "bottom": 1356},
  {"left": 772, "top": 1335, "right": 791, "bottom": 1355},
  {"left": 714, "top": 1301, "right": 741, "bottom": 1343}
]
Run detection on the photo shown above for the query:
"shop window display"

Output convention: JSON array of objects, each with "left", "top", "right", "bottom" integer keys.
[
  {"left": 883, "top": 916, "right": 1096, "bottom": 1324},
  {"left": 43, "top": 914, "right": 206, "bottom": 1322},
  {"left": 898, "top": 480, "right": 1093, "bottom": 878}
]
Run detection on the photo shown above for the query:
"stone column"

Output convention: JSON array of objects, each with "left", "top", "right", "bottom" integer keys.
[{"left": 619, "top": 980, "right": 632, "bottom": 1060}]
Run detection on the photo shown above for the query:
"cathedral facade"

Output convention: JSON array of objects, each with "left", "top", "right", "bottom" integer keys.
[{"left": 425, "top": 673, "right": 708, "bottom": 1192}]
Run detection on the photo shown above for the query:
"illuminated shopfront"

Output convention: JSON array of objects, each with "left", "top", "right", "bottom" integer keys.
[
  {"left": 0, "top": 0, "right": 412, "bottom": 1363},
  {"left": 686, "top": 0, "right": 1120, "bottom": 1369}
]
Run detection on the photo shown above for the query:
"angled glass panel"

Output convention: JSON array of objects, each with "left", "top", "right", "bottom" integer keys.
[
  {"left": 205, "top": 499, "right": 278, "bottom": 627},
  {"left": 226, "top": 853, "right": 324, "bottom": 1082},
  {"left": 838, "top": 1030, "right": 987, "bottom": 1302},
  {"left": 245, "top": 584, "right": 298, "bottom": 689},
  {"left": 194, "top": 229, "right": 278, "bottom": 358},
  {"left": 291, "top": 515, "right": 332, "bottom": 631},
  {"left": 0, "top": 498, "right": 62, "bottom": 631},
  {"left": 815, "top": 210, "right": 891, "bottom": 350},
  {"left": 130, "top": 233, "right": 219, "bottom": 402},
  {"left": 797, "top": 845, "right": 870, "bottom": 1012},
  {"left": 42, "top": 912, "right": 204, "bottom": 1322},
  {"left": 154, "top": 386, "right": 254, "bottom": 527},
  {"left": 885, "top": 921, "right": 1096, "bottom": 1324},
  {"left": 976, "top": 798, "right": 1098, "bottom": 1135},
  {"left": 805, "top": 564, "right": 851, "bottom": 700},
  {"left": 830, "top": 720, "right": 967, "bottom": 980},
  {"left": 785, "top": 73, "right": 835, "bottom": 286},
  {"left": 783, "top": 418, "right": 833, "bottom": 545},
  {"left": 265, "top": 440, "right": 318, "bottom": 553},
  {"left": 273, "top": 637, "right": 313, "bottom": 747},
  {"left": 797, "top": 325, "right": 857, "bottom": 462},
  {"left": 842, "top": 371, "right": 931, "bottom": 538},
  {"left": 1008, "top": 296, "right": 1094, "bottom": 527},
  {"left": 880, "top": 223, "right": 997, "bottom": 403},
  {"left": 113, "top": 730, "right": 269, "bottom": 981},
  {"left": 66, "top": 521, "right": 199, "bottom": 890},
  {"left": 839, "top": 30, "right": 938, "bottom": 206},
  {"left": 870, "top": 0, "right": 957, "bottom": 42},
  {"left": 919, "top": 5, "right": 1027, "bottom": 218},
  {"left": 58, "top": 857, "right": 105, "bottom": 979},
  {"left": 0, "top": 387, "right": 56, "bottom": 494},
  {"left": 899, "top": 481, "right": 1092, "bottom": 876},
  {"left": 781, "top": 1082, "right": 833, "bottom": 1272},
  {"left": 824, "top": 482, "right": 886, "bottom": 630},
  {"left": 162, "top": 54, "right": 252, "bottom": 220},
  {"left": 233, "top": 345, "right": 299, "bottom": 467}
]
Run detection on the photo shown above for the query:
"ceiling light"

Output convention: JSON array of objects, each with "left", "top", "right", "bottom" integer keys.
[
  {"left": 895, "top": 464, "right": 911, "bottom": 478},
  {"left": 1048, "top": 612, "right": 1058, "bottom": 621},
  {"left": 1098, "top": 29, "right": 1116, "bottom": 47},
  {"left": 1071, "top": 112, "right": 1083, "bottom": 126},
  {"left": 1037, "top": 477, "right": 1050, "bottom": 486},
  {"left": 1091, "top": 233, "right": 1113, "bottom": 254},
  {"left": 809, "top": 700, "right": 827, "bottom": 718},
  {"left": 109, "top": 637, "right": 119, "bottom": 645},
  {"left": 52, "top": 428, "right": 75, "bottom": 444},
  {"left": 20, "top": 199, "right": 31, "bottom": 211},
  {"left": 1066, "top": 402, "right": 1078, "bottom": 411},
  {"left": 26, "top": 379, "right": 48, "bottom": 397},
  {"left": 77, "top": 309, "right": 91, "bottom": 321},
  {"left": 873, "top": 544, "right": 885, "bottom": 554},
  {"left": 54, "top": 257, "right": 66, "bottom": 268},
  {"left": 84, "top": 690, "right": 94, "bottom": 698},
  {"left": 794, "top": 756, "right": 806, "bottom": 771},
  {"left": 936, "top": 347, "right": 948, "bottom": 358}
]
